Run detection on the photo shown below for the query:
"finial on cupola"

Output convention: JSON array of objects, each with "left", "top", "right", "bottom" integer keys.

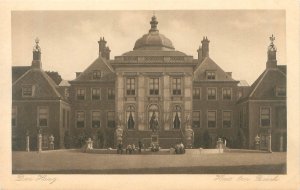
[
  {"left": 266, "top": 34, "right": 277, "bottom": 69},
  {"left": 32, "top": 37, "right": 42, "bottom": 69},
  {"left": 149, "top": 14, "right": 159, "bottom": 32}
]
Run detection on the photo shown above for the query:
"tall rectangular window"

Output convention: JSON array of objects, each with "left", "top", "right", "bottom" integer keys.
[
  {"left": 206, "top": 71, "right": 216, "bottom": 80},
  {"left": 192, "top": 111, "right": 201, "bottom": 128},
  {"left": 66, "top": 110, "right": 69, "bottom": 129},
  {"left": 223, "top": 111, "right": 232, "bottom": 128},
  {"left": 207, "top": 111, "right": 216, "bottom": 128},
  {"left": 239, "top": 110, "right": 243, "bottom": 128},
  {"left": 92, "top": 111, "right": 101, "bottom": 128},
  {"left": 172, "top": 78, "right": 181, "bottom": 95},
  {"left": 22, "top": 85, "right": 34, "bottom": 97},
  {"left": 222, "top": 88, "right": 232, "bottom": 100},
  {"left": 91, "top": 88, "right": 101, "bottom": 100},
  {"left": 108, "top": 88, "right": 115, "bottom": 100},
  {"left": 93, "top": 70, "right": 102, "bottom": 80},
  {"left": 38, "top": 107, "right": 49, "bottom": 127},
  {"left": 63, "top": 109, "right": 66, "bottom": 128},
  {"left": 193, "top": 88, "right": 201, "bottom": 100},
  {"left": 260, "top": 107, "right": 271, "bottom": 127},
  {"left": 12, "top": 106, "right": 17, "bottom": 127},
  {"left": 207, "top": 88, "right": 217, "bottom": 100},
  {"left": 107, "top": 111, "right": 115, "bottom": 128},
  {"left": 149, "top": 78, "right": 159, "bottom": 95},
  {"left": 76, "top": 111, "right": 85, "bottom": 128},
  {"left": 76, "top": 88, "right": 85, "bottom": 100},
  {"left": 126, "top": 78, "right": 135, "bottom": 95}
]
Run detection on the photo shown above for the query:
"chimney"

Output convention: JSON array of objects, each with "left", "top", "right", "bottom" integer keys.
[
  {"left": 266, "top": 34, "right": 277, "bottom": 69},
  {"left": 31, "top": 38, "right": 42, "bottom": 69},
  {"left": 98, "top": 37, "right": 110, "bottom": 60},
  {"left": 197, "top": 46, "right": 203, "bottom": 62},
  {"left": 201, "top": 36, "right": 210, "bottom": 58}
]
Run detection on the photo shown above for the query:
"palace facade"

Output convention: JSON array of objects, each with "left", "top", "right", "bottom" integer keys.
[{"left": 12, "top": 16, "right": 287, "bottom": 151}]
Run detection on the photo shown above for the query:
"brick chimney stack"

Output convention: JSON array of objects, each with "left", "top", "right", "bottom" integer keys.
[
  {"left": 98, "top": 37, "right": 111, "bottom": 60},
  {"left": 31, "top": 38, "right": 42, "bottom": 69},
  {"left": 266, "top": 34, "right": 277, "bottom": 69}
]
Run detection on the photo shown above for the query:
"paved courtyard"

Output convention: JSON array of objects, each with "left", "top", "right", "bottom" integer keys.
[{"left": 12, "top": 149, "right": 286, "bottom": 174}]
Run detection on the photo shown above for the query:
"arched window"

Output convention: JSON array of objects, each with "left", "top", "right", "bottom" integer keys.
[
  {"left": 148, "top": 104, "right": 159, "bottom": 131},
  {"left": 126, "top": 105, "right": 135, "bottom": 129},
  {"left": 173, "top": 105, "right": 181, "bottom": 129}
]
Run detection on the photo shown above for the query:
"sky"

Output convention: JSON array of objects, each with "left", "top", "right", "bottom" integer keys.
[{"left": 11, "top": 10, "right": 286, "bottom": 84}]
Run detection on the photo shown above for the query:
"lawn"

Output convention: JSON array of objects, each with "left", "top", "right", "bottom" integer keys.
[{"left": 12, "top": 149, "right": 286, "bottom": 174}]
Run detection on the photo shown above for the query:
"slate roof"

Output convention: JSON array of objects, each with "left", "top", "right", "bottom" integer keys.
[
  {"left": 12, "top": 68, "right": 64, "bottom": 100},
  {"left": 121, "top": 50, "right": 187, "bottom": 57},
  {"left": 193, "top": 57, "right": 236, "bottom": 82},
  {"left": 237, "top": 66, "right": 286, "bottom": 103},
  {"left": 12, "top": 66, "right": 31, "bottom": 83},
  {"left": 72, "top": 56, "right": 115, "bottom": 82}
]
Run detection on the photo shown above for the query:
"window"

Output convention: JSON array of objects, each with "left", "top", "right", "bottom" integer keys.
[
  {"left": 237, "top": 91, "right": 243, "bottom": 99},
  {"left": 149, "top": 78, "right": 159, "bottom": 95},
  {"left": 107, "top": 111, "right": 115, "bottom": 128},
  {"left": 239, "top": 110, "right": 243, "bottom": 128},
  {"left": 193, "top": 88, "right": 201, "bottom": 100},
  {"left": 12, "top": 106, "right": 17, "bottom": 127},
  {"left": 173, "top": 105, "right": 181, "bottom": 129},
  {"left": 91, "top": 88, "right": 101, "bottom": 100},
  {"left": 223, "top": 111, "right": 232, "bottom": 128},
  {"left": 149, "top": 104, "right": 159, "bottom": 130},
  {"left": 206, "top": 71, "right": 216, "bottom": 80},
  {"left": 38, "top": 107, "right": 49, "bottom": 127},
  {"left": 92, "top": 111, "right": 101, "bottom": 128},
  {"left": 276, "top": 86, "right": 286, "bottom": 97},
  {"left": 260, "top": 107, "right": 271, "bottom": 127},
  {"left": 207, "top": 88, "right": 217, "bottom": 100},
  {"left": 126, "top": 78, "right": 135, "bottom": 95},
  {"left": 66, "top": 110, "right": 69, "bottom": 129},
  {"left": 192, "top": 111, "right": 201, "bottom": 128},
  {"left": 222, "top": 88, "right": 232, "bottom": 100},
  {"left": 172, "top": 78, "right": 181, "bottom": 95},
  {"left": 22, "top": 85, "right": 34, "bottom": 97},
  {"left": 64, "top": 88, "right": 69, "bottom": 98},
  {"left": 108, "top": 88, "right": 115, "bottom": 100},
  {"left": 93, "top": 70, "right": 102, "bottom": 80},
  {"left": 76, "top": 88, "right": 85, "bottom": 100},
  {"left": 63, "top": 109, "right": 66, "bottom": 128},
  {"left": 207, "top": 111, "right": 216, "bottom": 128},
  {"left": 76, "top": 111, "right": 85, "bottom": 128},
  {"left": 127, "top": 106, "right": 135, "bottom": 129}
]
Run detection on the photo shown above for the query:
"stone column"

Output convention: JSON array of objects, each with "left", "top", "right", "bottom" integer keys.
[
  {"left": 26, "top": 135, "right": 30, "bottom": 152},
  {"left": 163, "top": 75, "right": 171, "bottom": 130},
  {"left": 116, "top": 73, "right": 124, "bottom": 143},
  {"left": 137, "top": 74, "right": 145, "bottom": 131},
  {"left": 37, "top": 133, "right": 42, "bottom": 152},
  {"left": 184, "top": 74, "right": 193, "bottom": 146}
]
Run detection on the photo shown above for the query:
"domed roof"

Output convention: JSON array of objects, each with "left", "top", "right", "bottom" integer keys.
[{"left": 133, "top": 16, "right": 175, "bottom": 50}]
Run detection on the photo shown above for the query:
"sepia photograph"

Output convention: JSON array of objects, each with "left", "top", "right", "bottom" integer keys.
[{"left": 0, "top": 0, "right": 299, "bottom": 189}]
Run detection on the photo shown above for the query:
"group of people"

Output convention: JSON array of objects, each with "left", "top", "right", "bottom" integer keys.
[
  {"left": 117, "top": 140, "right": 143, "bottom": 154},
  {"left": 174, "top": 142, "right": 185, "bottom": 154}
]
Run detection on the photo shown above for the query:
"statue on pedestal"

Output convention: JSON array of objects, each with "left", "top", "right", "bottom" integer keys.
[{"left": 149, "top": 112, "right": 159, "bottom": 134}]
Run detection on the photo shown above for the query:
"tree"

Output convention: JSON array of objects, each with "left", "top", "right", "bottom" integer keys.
[{"left": 45, "top": 71, "right": 62, "bottom": 85}]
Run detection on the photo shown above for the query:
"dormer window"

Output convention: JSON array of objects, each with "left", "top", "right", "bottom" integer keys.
[
  {"left": 22, "top": 85, "right": 34, "bottom": 97},
  {"left": 275, "top": 86, "right": 286, "bottom": 97},
  {"left": 206, "top": 71, "right": 216, "bottom": 80},
  {"left": 93, "top": 70, "right": 102, "bottom": 80}
]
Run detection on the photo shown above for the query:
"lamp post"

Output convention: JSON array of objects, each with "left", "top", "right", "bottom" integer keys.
[
  {"left": 26, "top": 130, "right": 30, "bottom": 152},
  {"left": 255, "top": 134, "right": 260, "bottom": 150}
]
